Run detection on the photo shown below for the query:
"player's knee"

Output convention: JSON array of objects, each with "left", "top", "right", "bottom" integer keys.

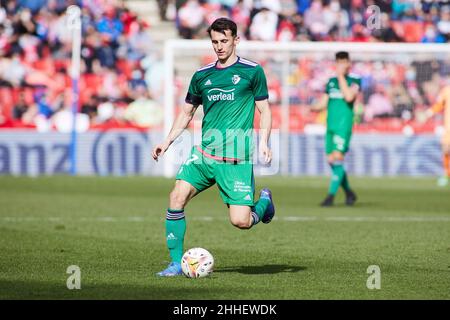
[
  {"left": 169, "top": 189, "right": 188, "bottom": 209},
  {"left": 330, "top": 152, "right": 344, "bottom": 162},
  {"left": 230, "top": 216, "right": 252, "bottom": 229}
]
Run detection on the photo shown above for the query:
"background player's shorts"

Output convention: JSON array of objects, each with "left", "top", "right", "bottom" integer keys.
[
  {"left": 326, "top": 130, "right": 352, "bottom": 154},
  {"left": 176, "top": 147, "right": 255, "bottom": 206}
]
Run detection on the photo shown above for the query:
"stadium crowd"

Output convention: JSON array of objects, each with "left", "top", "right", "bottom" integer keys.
[
  {"left": 0, "top": 0, "right": 164, "bottom": 130},
  {"left": 171, "top": 0, "right": 450, "bottom": 43}
]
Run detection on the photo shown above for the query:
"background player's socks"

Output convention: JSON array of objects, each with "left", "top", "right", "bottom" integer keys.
[
  {"left": 341, "top": 172, "right": 351, "bottom": 192},
  {"left": 328, "top": 161, "right": 345, "bottom": 196},
  {"left": 165, "top": 209, "right": 186, "bottom": 263},
  {"left": 437, "top": 154, "right": 450, "bottom": 186},
  {"left": 444, "top": 154, "right": 450, "bottom": 177},
  {"left": 252, "top": 198, "right": 270, "bottom": 224},
  {"left": 341, "top": 172, "right": 357, "bottom": 205}
]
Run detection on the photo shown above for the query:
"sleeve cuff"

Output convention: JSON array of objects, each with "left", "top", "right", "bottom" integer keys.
[
  {"left": 185, "top": 92, "right": 202, "bottom": 105},
  {"left": 255, "top": 95, "right": 269, "bottom": 101}
]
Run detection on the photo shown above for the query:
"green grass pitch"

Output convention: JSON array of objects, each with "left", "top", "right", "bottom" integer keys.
[{"left": 0, "top": 176, "right": 449, "bottom": 299}]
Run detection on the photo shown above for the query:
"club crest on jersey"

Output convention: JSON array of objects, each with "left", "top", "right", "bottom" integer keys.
[{"left": 232, "top": 75, "right": 241, "bottom": 85}]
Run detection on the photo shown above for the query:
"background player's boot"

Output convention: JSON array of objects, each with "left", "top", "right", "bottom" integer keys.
[
  {"left": 156, "top": 262, "right": 182, "bottom": 277},
  {"left": 437, "top": 176, "right": 448, "bottom": 187},
  {"left": 260, "top": 188, "right": 275, "bottom": 224},
  {"left": 345, "top": 190, "right": 357, "bottom": 206},
  {"left": 320, "top": 194, "right": 334, "bottom": 207}
]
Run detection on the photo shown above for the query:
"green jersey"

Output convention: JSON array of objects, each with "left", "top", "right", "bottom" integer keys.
[
  {"left": 185, "top": 57, "right": 269, "bottom": 160},
  {"left": 325, "top": 74, "right": 361, "bottom": 131}
]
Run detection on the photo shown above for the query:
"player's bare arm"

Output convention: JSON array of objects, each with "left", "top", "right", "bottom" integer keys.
[
  {"left": 152, "top": 103, "right": 198, "bottom": 161},
  {"left": 311, "top": 94, "right": 329, "bottom": 111},
  {"left": 336, "top": 64, "right": 359, "bottom": 103},
  {"left": 256, "top": 98, "right": 272, "bottom": 164}
]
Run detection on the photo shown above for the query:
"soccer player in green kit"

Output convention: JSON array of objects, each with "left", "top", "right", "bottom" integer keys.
[
  {"left": 313, "top": 51, "right": 360, "bottom": 207},
  {"left": 152, "top": 18, "right": 275, "bottom": 276}
]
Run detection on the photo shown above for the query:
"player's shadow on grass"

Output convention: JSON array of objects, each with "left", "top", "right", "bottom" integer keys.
[
  {"left": 216, "top": 264, "right": 306, "bottom": 275},
  {"left": 0, "top": 279, "right": 238, "bottom": 299}
]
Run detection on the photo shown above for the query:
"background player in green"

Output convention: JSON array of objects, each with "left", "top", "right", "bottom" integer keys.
[
  {"left": 313, "top": 51, "right": 361, "bottom": 207},
  {"left": 151, "top": 18, "right": 275, "bottom": 276}
]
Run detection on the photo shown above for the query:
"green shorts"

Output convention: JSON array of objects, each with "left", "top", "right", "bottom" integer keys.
[
  {"left": 326, "top": 129, "right": 352, "bottom": 154},
  {"left": 176, "top": 146, "right": 255, "bottom": 206}
]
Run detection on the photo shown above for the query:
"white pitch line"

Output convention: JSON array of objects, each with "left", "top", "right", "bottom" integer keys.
[
  {"left": 282, "top": 217, "right": 318, "bottom": 221},
  {"left": 323, "top": 216, "right": 450, "bottom": 222},
  {"left": 1, "top": 216, "right": 450, "bottom": 222}
]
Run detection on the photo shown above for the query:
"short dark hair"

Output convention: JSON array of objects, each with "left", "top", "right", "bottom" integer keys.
[
  {"left": 207, "top": 18, "right": 237, "bottom": 37},
  {"left": 335, "top": 51, "right": 350, "bottom": 60}
]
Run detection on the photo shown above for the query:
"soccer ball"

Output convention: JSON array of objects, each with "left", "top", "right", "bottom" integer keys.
[{"left": 181, "top": 247, "right": 214, "bottom": 278}]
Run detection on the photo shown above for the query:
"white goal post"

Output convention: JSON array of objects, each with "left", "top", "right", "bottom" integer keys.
[{"left": 163, "top": 40, "right": 450, "bottom": 177}]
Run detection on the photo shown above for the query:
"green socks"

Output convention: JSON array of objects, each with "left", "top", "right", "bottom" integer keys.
[
  {"left": 165, "top": 209, "right": 186, "bottom": 263},
  {"left": 341, "top": 172, "right": 351, "bottom": 192},
  {"left": 251, "top": 197, "right": 270, "bottom": 225},
  {"left": 328, "top": 162, "right": 345, "bottom": 196}
]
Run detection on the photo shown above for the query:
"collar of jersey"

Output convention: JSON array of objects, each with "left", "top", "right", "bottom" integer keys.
[{"left": 214, "top": 56, "right": 240, "bottom": 71}]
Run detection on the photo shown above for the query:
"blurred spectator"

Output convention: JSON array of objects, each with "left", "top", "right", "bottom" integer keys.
[
  {"left": 35, "top": 89, "right": 55, "bottom": 119},
  {"left": 391, "top": 0, "right": 415, "bottom": 20},
  {"left": 230, "top": 0, "right": 251, "bottom": 38},
  {"left": 96, "top": 6, "right": 123, "bottom": 44},
  {"left": 297, "top": 0, "right": 312, "bottom": 15},
  {"left": 81, "top": 94, "right": 99, "bottom": 123},
  {"left": 53, "top": 108, "right": 90, "bottom": 133},
  {"left": 129, "top": 68, "right": 147, "bottom": 91},
  {"left": 96, "top": 99, "right": 116, "bottom": 124},
  {"left": 304, "top": 0, "right": 328, "bottom": 40},
  {"left": 259, "top": 0, "right": 281, "bottom": 14},
  {"left": 157, "top": 0, "right": 169, "bottom": 21},
  {"left": 279, "top": 0, "right": 297, "bottom": 17},
  {"left": 350, "top": 23, "right": 370, "bottom": 42},
  {"left": 277, "top": 17, "right": 297, "bottom": 41},
  {"left": 421, "top": 24, "right": 446, "bottom": 43},
  {"left": 177, "top": 0, "right": 206, "bottom": 39},
  {"left": 127, "top": 20, "right": 153, "bottom": 61},
  {"left": 208, "top": 0, "right": 239, "bottom": 12},
  {"left": 12, "top": 91, "right": 29, "bottom": 120},
  {"left": 18, "top": 0, "right": 49, "bottom": 15},
  {"left": 123, "top": 86, "right": 163, "bottom": 128},
  {"left": 390, "top": 79, "right": 414, "bottom": 118},
  {"left": 0, "top": 53, "right": 26, "bottom": 86},
  {"left": 142, "top": 52, "right": 165, "bottom": 102},
  {"left": 364, "top": 84, "right": 394, "bottom": 122},
  {"left": 250, "top": 7, "right": 279, "bottom": 41},
  {"left": 437, "top": 6, "right": 450, "bottom": 41}
]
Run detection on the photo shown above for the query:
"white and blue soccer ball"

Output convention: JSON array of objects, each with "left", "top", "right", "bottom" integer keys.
[{"left": 181, "top": 247, "right": 214, "bottom": 278}]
